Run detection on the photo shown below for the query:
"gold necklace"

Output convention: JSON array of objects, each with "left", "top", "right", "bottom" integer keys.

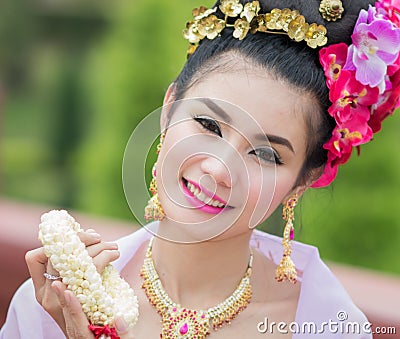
[{"left": 140, "top": 237, "right": 253, "bottom": 339}]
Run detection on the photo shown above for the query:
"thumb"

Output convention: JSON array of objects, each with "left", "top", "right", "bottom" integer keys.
[{"left": 114, "top": 317, "right": 135, "bottom": 339}]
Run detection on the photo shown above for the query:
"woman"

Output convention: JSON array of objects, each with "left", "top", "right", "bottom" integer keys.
[{"left": 1, "top": 0, "right": 399, "bottom": 338}]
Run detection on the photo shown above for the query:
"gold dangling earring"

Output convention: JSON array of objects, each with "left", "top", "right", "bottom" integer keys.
[
  {"left": 319, "top": 0, "right": 344, "bottom": 22},
  {"left": 275, "top": 194, "right": 298, "bottom": 284},
  {"left": 144, "top": 133, "right": 166, "bottom": 222}
]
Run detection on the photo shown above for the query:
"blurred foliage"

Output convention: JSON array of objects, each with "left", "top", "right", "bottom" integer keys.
[
  {"left": 0, "top": 0, "right": 399, "bottom": 275},
  {"left": 72, "top": 0, "right": 203, "bottom": 218}
]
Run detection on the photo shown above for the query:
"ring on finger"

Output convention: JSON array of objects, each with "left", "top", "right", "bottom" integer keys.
[{"left": 43, "top": 272, "right": 61, "bottom": 280}]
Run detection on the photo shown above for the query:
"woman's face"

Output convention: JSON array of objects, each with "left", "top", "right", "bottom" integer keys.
[{"left": 156, "top": 66, "right": 313, "bottom": 243}]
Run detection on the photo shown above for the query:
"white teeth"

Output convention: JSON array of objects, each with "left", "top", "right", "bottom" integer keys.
[
  {"left": 204, "top": 197, "right": 213, "bottom": 205},
  {"left": 185, "top": 180, "right": 225, "bottom": 208},
  {"left": 188, "top": 183, "right": 199, "bottom": 196}
]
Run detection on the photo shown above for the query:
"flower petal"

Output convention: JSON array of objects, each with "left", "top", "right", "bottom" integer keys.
[
  {"left": 369, "top": 20, "right": 400, "bottom": 55},
  {"left": 354, "top": 55, "right": 387, "bottom": 87},
  {"left": 344, "top": 45, "right": 356, "bottom": 70},
  {"left": 311, "top": 162, "right": 339, "bottom": 188},
  {"left": 376, "top": 50, "right": 398, "bottom": 64},
  {"left": 355, "top": 8, "right": 369, "bottom": 26}
]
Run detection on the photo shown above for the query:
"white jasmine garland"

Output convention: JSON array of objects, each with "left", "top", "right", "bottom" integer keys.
[{"left": 38, "top": 210, "right": 139, "bottom": 329}]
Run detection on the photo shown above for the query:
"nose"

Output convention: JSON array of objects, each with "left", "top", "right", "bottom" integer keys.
[{"left": 200, "top": 155, "right": 236, "bottom": 188}]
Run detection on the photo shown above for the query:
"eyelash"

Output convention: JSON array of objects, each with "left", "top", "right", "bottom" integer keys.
[
  {"left": 193, "top": 115, "right": 284, "bottom": 165},
  {"left": 194, "top": 116, "right": 222, "bottom": 137},
  {"left": 249, "top": 148, "right": 284, "bottom": 165}
]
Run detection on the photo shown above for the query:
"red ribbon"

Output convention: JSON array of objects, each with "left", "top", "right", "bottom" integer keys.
[{"left": 88, "top": 324, "right": 120, "bottom": 339}]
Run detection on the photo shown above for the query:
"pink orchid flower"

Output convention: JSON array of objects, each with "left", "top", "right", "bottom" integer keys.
[
  {"left": 345, "top": 6, "right": 400, "bottom": 88},
  {"left": 326, "top": 128, "right": 360, "bottom": 163},
  {"left": 314, "top": 1, "right": 400, "bottom": 189},
  {"left": 328, "top": 70, "right": 379, "bottom": 124},
  {"left": 388, "top": 53, "right": 400, "bottom": 76},
  {"left": 376, "top": 0, "right": 400, "bottom": 27},
  {"left": 370, "top": 68, "right": 400, "bottom": 132},
  {"left": 319, "top": 43, "right": 348, "bottom": 87},
  {"left": 311, "top": 152, "right": 340, "bottom": 188},
  {"left": 312, "top": 122, "right": 372, "bottom": 188},
  {"left": 327, "top": 117, "right": 373, "bottom": 161},
  {"left": 311, "top": 128, "right": 358, "bottom": 189}
]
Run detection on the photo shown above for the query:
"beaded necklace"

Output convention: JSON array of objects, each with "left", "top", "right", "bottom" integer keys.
[{"left": 140, "top": 237, "right": 253, "bottom": 339}]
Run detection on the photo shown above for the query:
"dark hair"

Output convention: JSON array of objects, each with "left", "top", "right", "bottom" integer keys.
[{"left": 173, "top": 0, "right": 376, "bottom": 187}]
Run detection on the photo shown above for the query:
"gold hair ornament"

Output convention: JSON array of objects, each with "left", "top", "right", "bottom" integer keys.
[
  {"left": 183, "top": 0, "right": 328, "bottom": 58},
  {"left": 275, "top": 194, "right": 298, "bottom": 284},
  {"left": 319, "top": 0, "right": 344, "bottom": 22}
]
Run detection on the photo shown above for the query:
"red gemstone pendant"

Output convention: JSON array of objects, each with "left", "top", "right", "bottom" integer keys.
[
  {"left": 290, "top": 227, "right": 294, "bottom": 240},
  {"left": 179, "top": 323, "right": 188, "bottom": 335},
  {"left": 161, "top": 307, "right": 210, "bottom": 338}
]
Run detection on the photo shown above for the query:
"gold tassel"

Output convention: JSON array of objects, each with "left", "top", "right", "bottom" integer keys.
[
  {"left": 275, "top": 254, "right": 297, "bottom": 284},
  {"left": 275, "top": 195, "right": 298, "bottom": 284}
]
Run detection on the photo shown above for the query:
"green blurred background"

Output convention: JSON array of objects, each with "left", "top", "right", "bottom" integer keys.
[{"left": 1, "top": 0, "right": 399, "bottom": 275}]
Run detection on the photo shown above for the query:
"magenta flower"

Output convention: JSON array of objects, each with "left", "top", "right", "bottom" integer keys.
[
  {"left": 312, "top": 120, "right": 373, "bottom": 188},
  {"left": 345, "top": 7, "right": 400, "bottom": 87},
  {"left": 311, "top": 152, "right": 339, "bottom": 188},
  {"left": 370, "top": 68, "right": 400, "bottom": 132},
  {"left": 319, "top": 43, "right": 348, "bottom": 87},
  {"left": 376, "top": 0, "right": 400, "bottom": 27},
  {"left": 388, "top": 53, "right": 400, "bottom": 76},
  {"left": 328, "top": 70, "right": 379, "bottom": 124},
  {"left": 327, "top": 128, "right": 359, "bottom": 162},
  {"left": 314, "top": 2, "right": 400, "bottom": 188},
  {"left": 311, "top": 128, "right": 361, "bottom": 188}
]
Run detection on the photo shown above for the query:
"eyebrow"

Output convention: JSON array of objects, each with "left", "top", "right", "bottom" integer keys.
[
  {"left": 256, "top": 133, "right": 295, "bottom": 154},
  {"left": 195, "top": 98, "right": 232, "bottom": 123}
]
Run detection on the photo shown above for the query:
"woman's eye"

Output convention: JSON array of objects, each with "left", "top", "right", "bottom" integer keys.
[
  {"left": 250, "top": 148, "right": 283, "bottom": 165},
  {"left": 194, "top": 117, "right": 222, "bottom": 137}
]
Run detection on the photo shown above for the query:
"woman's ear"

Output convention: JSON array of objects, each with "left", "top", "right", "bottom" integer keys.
[
  {"left": 282, "top": 186, "right": 307, "bottom": 206},
  {"left": 160, "top": 82, "right": 177, "bottom": 131},
  {"left": 307, "top": 165, "right": 326, "bottom": 189}
]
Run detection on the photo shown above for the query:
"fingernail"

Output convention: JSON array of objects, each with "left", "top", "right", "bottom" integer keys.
[
  {"left": 64, "top": 291, "right": 71, "bottom": 306},
  {"left": 92, "top": 233, "right": 101, "bottom": 239},
  {"left": 115, "top": 317, "right": 128, "bottom": 333}
]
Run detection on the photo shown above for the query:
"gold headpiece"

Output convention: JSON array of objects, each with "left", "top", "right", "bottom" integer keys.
[
  {"left": 183, "top": 0, "right": 328, "bottom": 58},
  {"left": 319, "top": 0, "right": 344, "bottom": 22}
]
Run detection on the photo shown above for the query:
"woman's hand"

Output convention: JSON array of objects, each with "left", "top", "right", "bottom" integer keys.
[
  {"left": 25, "top": 229, "right": 120, "bottom": 335},
  {"left": 52, "top": 281, "right": 135, "bottom": 339}
]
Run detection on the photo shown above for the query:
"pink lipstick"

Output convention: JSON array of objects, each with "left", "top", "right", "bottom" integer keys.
[{"left": 181, "top": 178, "right": 230, "bottom": 215}]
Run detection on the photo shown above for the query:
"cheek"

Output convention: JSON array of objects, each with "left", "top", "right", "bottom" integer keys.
[
  {"left": 246, "top": 165, "right": 298, "bottom": 227},
  {"left": 157, "top": 123, "right": 196, "bottom": 176},
  {"left": 155, "top": 128, "right": 216, "bottom": 221}
]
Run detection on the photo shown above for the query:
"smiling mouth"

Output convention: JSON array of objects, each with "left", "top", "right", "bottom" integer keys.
[{"left": 182, "top": 178, "right": 230, "bottom": 213}]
